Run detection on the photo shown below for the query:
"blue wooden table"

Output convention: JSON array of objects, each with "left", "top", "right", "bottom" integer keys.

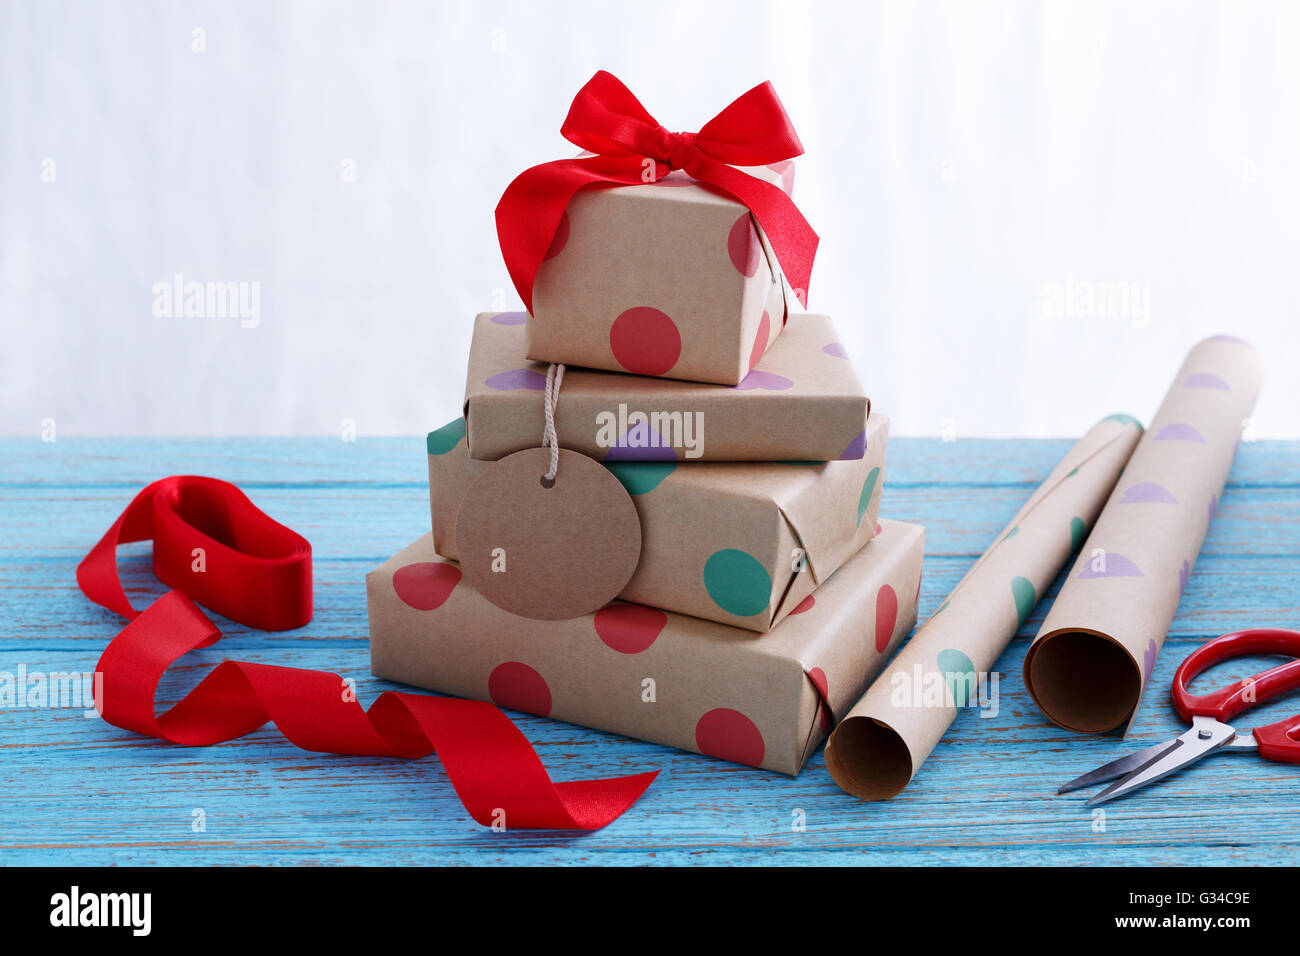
[{"left": 3, "top": 437, "right": 1298, "bottom": 866}]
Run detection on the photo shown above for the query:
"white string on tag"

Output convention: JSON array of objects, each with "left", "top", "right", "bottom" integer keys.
[{"left": 540, "top": 363, "right": 565, "bottom": 484}]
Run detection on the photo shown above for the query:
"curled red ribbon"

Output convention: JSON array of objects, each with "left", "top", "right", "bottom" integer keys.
[
  {"left": 78, "top": 476, "right": 657, "bottom": 830},
  {"left": 78, "top": 475, "right": 314, "bottom": 631},
  {"left": 495, "top": 70, "right": 819, "bottom": 314}
]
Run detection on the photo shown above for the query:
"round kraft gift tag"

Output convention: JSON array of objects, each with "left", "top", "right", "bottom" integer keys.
[{"left": 455, "top": 447, "right": 642, "bottom": 620}]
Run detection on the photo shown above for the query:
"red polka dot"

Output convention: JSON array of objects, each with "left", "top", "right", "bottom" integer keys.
[
  {"left": 748, "top": 310, "right": 771, "bottom": 371},
  {"left": 806, "top": 667, "right": 829, "bottom": 698},
  {"left": 609, "top": 307, "right": 681, "bottom": 375},
  {"left": 875, "top": 522, "right": 883, "bottom": 537},
  {"left": 594, "top": 604, "right": 667, "bottom": 654},
  {"left": 695, "top": 708, "right": 765, "bottom": 768},
  {"left": 488, "top": 662, "right": 552, "bottom": 717},
  {"left": 789, "top": 594, "right": 815, "bottom": 615},
  {"left": 543, "top": 210, "right": 570, "bottom": 261},
  {"left": 727, "top": 214, "right": 763, "bottom": 277},
  {"left": 875, "top": 583, "right": 899, "bottom": 653},
  {"left": 767, "top": 159, "right": 795, "bottom": 195},
  {"left": 393, "top": 562, "right": 461, "bottom": 610},
  {"left": 806, "top": 667, "right": 833, "bottom": 733}
]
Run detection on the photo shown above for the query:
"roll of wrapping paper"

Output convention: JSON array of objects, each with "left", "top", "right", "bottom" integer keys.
[
  {"left": 825, "top": 415, "right": 1143, "bottom": 799},
  {"left": 1024, "top": 336, "right": 1264, "bottom": 734}
]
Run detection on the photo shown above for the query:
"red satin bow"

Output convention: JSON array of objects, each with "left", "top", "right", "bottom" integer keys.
[
  {"left": 77, "top": 476, "right": 657, "bottom": 830},
  {"left": 496, "top": 70, "right": 819, "bottom": 314}
]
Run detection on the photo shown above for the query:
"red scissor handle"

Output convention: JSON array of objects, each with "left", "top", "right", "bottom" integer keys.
[{"left": 1172, "top": 628, "right": 1300, "bottom": 763}]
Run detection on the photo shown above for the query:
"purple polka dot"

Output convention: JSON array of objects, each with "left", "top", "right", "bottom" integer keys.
[
  {"left": 1154, "top": 423, "right": 1207, "bottom": 443},
  {"left": 1183, "top": 372, "right": 1230, "bottom": 390},
  {"left": 604, "top": 420, "right": 678, "bottom": 461},
  {"left": 485, "top": 369, "right": 547, "bottom": 391},
  {"left": 491, "top": 312, "right": 527, "bottom": 326},
  {"left": 1208, "top": 494, "right": 1218, "bottom": 522},
  {"left": 1178, "top": 559, "right": 1191, "bottom": 595},
  {"left": 822, "top": 342, "right": 848, "bottom": 359},
  {"left": 1119, "top": 481, "right": 1178, "bottom": 504},
  {"left": 1142, "top": 637, "right": 1159, "bottom": 687},
  {"left": 837, "top": 429, "right": 866, "bottom": 460},
  {"left": 734, "top": 369, "right": 794, "bottom": 391},
  {"left": 1078, "top": 552, "right": 1144, "bottom": 579}
]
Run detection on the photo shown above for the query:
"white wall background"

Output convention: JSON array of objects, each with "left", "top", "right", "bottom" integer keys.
[{"left": 3, "top": 0, "right": 1297, "bottom": 438}]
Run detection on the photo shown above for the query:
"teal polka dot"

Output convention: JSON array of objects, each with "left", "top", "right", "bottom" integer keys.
[
  {"left": 1100, "top": 412, "right": 1143, "bottom": 432},
  {"left": 605, "top": 460, "right": 675, "bottom": 496},
  {"left": 1070, "top": 516, "right": 1086, "bottom": 551},
  {"left": 426, "top": 418, "right": 467, "bottom": 455},
  {"left": 858, "top": 467, "right": 881, "bottom": 524},
  {"left": 703, "top": 549, "right": 772, "bottom": 617},
  {"left": 1012, "top": 575, "right": 1036, "bottom": 627},
  {"left": 1003, "top": 525, "right": 1019, "bottom": 541},
  {"left": 937, "top": 648, "right": 977, "bottom": 707}
]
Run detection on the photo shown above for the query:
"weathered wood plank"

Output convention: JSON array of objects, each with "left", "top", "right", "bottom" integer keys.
[
  {"left": 0, "top": 436, "right": 1293, "bottom": 487},
  {"left": 1, "top": 437, "right": 1297, "bottom": 866},
  {"left": 3, "top": 551, "right": 1297, "bottom": 647},
  {"left": 3, "top": 636, "right": 1299, "bottom": 865}
]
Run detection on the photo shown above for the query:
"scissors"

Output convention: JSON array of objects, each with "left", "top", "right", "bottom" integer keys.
[{"left": 1060, "top": 628, "right": 1300, "bottom": 806}]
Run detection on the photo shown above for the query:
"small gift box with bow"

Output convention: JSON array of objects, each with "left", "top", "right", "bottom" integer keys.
[
  {"left": 367, "top": 520, "right": 922, "bottom": 775},
  {"left": 496, "top": 72, "right": 818, "bottom": 386}
]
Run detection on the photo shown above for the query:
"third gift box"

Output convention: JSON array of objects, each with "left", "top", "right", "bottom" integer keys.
[{"left": 427, "top": 412, "right": 889, "bottom": 631}]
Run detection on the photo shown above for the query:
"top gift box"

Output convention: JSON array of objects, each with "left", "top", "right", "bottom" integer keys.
[{"left": 495, "top": 72, "right": 819, "bottom": 386}]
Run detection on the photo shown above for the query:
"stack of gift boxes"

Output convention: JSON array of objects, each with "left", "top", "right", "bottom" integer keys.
[{"left": 367, "top": 142, "right": 927, "bottom": 775}]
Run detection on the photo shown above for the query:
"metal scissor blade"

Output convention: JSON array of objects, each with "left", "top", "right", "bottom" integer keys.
[
  {"left": 1085, "top": 716, "right": 1237, "bottom": 806},
  {"left": 1057, "top": 739, "right": 1179, "bottom": 795}
]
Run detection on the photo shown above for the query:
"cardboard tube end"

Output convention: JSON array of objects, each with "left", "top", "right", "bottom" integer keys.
[
  {"left": 825, "top": 716, "right": 913, "bottom": 800},
  {"left": 1025, "top": 629, "right": 1142, "bottom": 734}
]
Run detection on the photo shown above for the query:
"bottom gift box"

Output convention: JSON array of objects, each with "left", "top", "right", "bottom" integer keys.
[{"left": 367, "top": 519, "right": 924, "bottom": 775}]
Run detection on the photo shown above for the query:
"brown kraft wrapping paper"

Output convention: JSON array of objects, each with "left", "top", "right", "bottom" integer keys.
[
  {"left": 463, "top": 311, "right": 869, "bottom": 462},
  {"left": 825, "top": 415, "right": 1144, "bottom": 799},
  {"left": 1024, "top": 336, "right": 1265, "bottom": 735},
  {"left": 367, "top": 520, "right": 924, "bottom": 775},
  {"left": 529, "top": 162, "right": 796, "bottom": 386},
  {"left": 426, "top": 412, "right": 889, "bottom": 632}
]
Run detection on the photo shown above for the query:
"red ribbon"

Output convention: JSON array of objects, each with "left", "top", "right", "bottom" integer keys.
[
  {"left": 77, "top": 476, "right": 657, "bottom": 830},
  {"left": 78, "top": 475, "right": 314, "bottom": 631},
  {"left": 496, "top": 70, "right": 818, "bottom": 314}
]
